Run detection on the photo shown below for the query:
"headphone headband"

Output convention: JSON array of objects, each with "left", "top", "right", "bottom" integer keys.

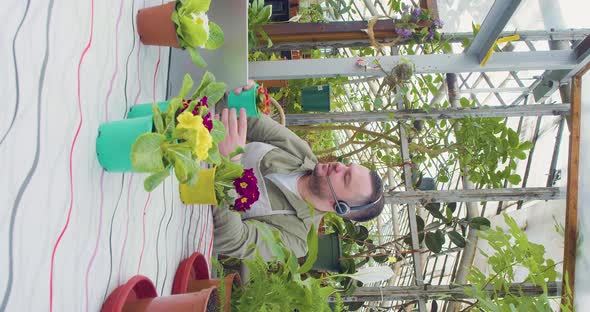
[{"left": 326, "top": 176, "right": 382, "bottom": 215}]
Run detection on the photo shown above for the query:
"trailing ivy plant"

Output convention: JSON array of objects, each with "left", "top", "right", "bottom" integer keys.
[
  {"left": 410, "top": 97, "right": 533, "bottom": 188},
  {"left": 463, "top": 214, "right": 572, "bottom": 311}
]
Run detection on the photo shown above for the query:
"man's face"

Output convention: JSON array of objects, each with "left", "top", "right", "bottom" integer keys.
[{"left": 308, "top": 162, "right": 373, "bottom": 208}]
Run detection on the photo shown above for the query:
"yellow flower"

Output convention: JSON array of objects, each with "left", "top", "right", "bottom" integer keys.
[
  {"left": 387, "top": 256, "right": 397, "bottom": 264},
  {"left": 177, "top": 112, "right": 202, "bottom": 130},
  {"left": 194, "top": 123, "right": 212, "bottom": 161},
  {"left": 177, "top": 112, "right": 213, "bottom": 161}
]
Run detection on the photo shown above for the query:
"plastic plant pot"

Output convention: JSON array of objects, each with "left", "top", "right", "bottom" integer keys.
[
  {"left": 96, "top": 116, "right": 154, "bottom": 172},
  {"left": 127, "top": 101, "right": 170, "bottom": 119},
  {"left": 301, "top": 85, "right": 331, "bottom": 112},
  {"left": 227, "top": 84, "right": 260, "bottom": 118},
  {"left": 179, "top": 167, "right": 218, "bottom": 205},
  {"left": 311, "top": 233, "right": 343, "bottom": 273},
  {"left": 172, "top": 252, "right": 211, "bottom": 295},
  {"left": 136, "top": 2, "right": 181, "bottom": 48}
]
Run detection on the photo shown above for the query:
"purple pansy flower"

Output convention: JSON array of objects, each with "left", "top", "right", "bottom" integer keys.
[
  {"left": 412, "top": 7, "right": 421, "bottom": 19},
  {"left": 433, "top": 18, "right": 444, "bottom": 29},
  {"left": 232, "top": 168, "right": 258, "bottom": 196},
  {"left": 233, "top": 194, "right": 257, "bottom": 212},
  {"left": 395, "top": 27, "right": 413, "bottom": 39}
]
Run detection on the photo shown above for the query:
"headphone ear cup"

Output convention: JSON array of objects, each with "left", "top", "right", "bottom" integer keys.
[{"left": 335, "top": 200, "right": 350, "bottom": 215}]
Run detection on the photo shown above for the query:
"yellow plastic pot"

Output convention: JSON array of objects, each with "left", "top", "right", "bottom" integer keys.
[{"left": 179, "top": 167, "right": 218, "bottom": 205}]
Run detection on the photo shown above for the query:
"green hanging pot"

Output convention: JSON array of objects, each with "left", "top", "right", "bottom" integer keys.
[
  {"left": 311, "top": 233, "right": 342, "bottom": 273},
  {"left": 179, "top": 167, "right": 218, "bottom": 205},
  {"left": 301, "top": 85, "right": 331, "bottom": 112},
  {"left": 96, "top": 116, "right": 154, "bottom": 172},
  {"left": 227, "top": 84, "right": 260, "bottom": 118},
  {"left": 127, "top": 101, "right": 170, "bottom": 119}
]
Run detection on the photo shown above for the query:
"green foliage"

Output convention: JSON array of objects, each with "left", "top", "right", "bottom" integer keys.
[
  {"left": 248, "top": 0, "right": 273, "bottom": 50},
  {"left": 464, "top": 214, "right": 571, "bottom": 311},
  {"left": 130, "top": 72, "right": 226, "bottom": 191},
  {"left": 413, "top": 98, "right": 532, "bottom": 189},
  {"left": 173, "top": 0, "right": 225, "bottom": 67},
  {"left": 233, "top": 222, "right": 342, "bottom": 312}
]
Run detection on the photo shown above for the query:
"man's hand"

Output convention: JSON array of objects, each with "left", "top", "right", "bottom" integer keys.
[
  {"left": 215, "top": 108, "right": 247, "bottom": 161},
  {"left": 232, "top": 80, "right": 256, "bottom": 95}
]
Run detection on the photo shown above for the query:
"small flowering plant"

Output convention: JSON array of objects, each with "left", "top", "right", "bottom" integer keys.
[
  {"left": 131, "top": 71, "right": 226, "bottom": 191},
  {"left": 214, "top": 163, "right": 260, "bottom": 212},
  {"left": 366, "top": 3, "right": 444, "bottom": 52},
  {"left": 392, "top": 3, "right": 443, "bottom": 43},
  {"left": 172, "top": 0, "right": 225, "bottom": 67},
  {"left": 256, "top": 86, "right": 272, "bottom": 115}
]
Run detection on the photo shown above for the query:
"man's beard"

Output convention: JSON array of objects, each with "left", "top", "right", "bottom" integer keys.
[{"left": 307, "top": 169, "right": 330, "bottom": 200}]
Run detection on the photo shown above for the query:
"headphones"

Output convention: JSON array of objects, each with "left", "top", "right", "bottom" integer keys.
[{"left": 325, "top": 176, "right": 383, "bottom": 215}]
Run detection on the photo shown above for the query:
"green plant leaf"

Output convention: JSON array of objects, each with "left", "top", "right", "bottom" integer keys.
[
  {"left": 179, "top": 73, "right": 194, "bottom": 99},
  {"left": 447, "top": 230, "right": 466, "bottom": 248},
  {"left": 470, "top": 217, "right": 491, "bottom": 230},
  {"left": 180, "top": 0, "right": 211, "bottom": 13},
  {"left": 166, "top": 145, "right": 199, "bottom": 183},
  {"left": 207, "top": 144, "right": 221, "bottom": 165},
  {"left": 425, "top": 202, "right": 445, "bottom": 219},
  {"left": 425, "top": 231, "right": 444, "bottom": 253},
  {"left": 255, "top": 5, "right": 273, "bottom": 24},
  {"left": 131, "top": 133, "right": 166, "bottom": 172},
  {"left": 519, "top": 141, "right": 533, "bottom": 150},
  {"left": 507, "top": 174, "right": 521, "bottom": 185},
  {"left": 216, "top": 160, "right": 244, "bottom": 182},
  {"left": 144, "top": 168, "right": 171, "bottom": 192},
  {"left": 202, "top": 81, "right": 227, "bottom": 105},
  {"left": 209, "top": 119, "right": 226, "bottom": 144},
  {"left": 204, "top": 21, "right": 224, "bottom": 50},
  {"left": 229, "top": 146, "right": 245, "bottom": 160},
  {"left": 178, "top": 15, "right": 209, "bottom": 48},
  {"left": 298, "top": 224, "right": 318, "bottom": 274},
  {"left": 251, "top": 221, "right": 286, "bottom": 261},
  {"left": 188, "top": 47, "right": 207, "bottom": 68},
  {"left": 152, "top": 104, "right": 165, "bottom": 133},
  {"left": 354, "top": 225, "right": 369, "bottom": 244},
  {"left": 192, "top": 71, "right": 215, "bottom": 99},
  {"left": 514, "top": 150, "right": 527, "bottom": 160},
  {"left": 416, "top": 215, "right": 425, "bottom": 232},
  {"left": 257, "top": 28, "right": 273, "bottom": 48}
]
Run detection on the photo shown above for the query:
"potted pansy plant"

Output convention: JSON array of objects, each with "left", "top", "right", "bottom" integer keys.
[
  {"left": 129, "top": 72, "right": 260, "bottom": 212},
  {"left": 136, "top": 0, "right": 224, "bottom": 67}
]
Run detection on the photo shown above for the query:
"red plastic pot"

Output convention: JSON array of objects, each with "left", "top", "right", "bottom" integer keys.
[
  {"left": 173, "top": 252, "right": 241, "bottom": 312},
  {"left": 102, "top": 275, "right": 218, "bottom": 312}
]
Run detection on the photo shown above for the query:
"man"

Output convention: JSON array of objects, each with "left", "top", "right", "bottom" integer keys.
[{"left": 212, "top": 85, "right": 385, "bottom": 260}]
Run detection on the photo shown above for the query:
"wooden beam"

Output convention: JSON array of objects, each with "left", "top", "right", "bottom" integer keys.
[
  {"left": 562, "top": 70, "right": 584, "bottom": 306},
  {"left": 385, "top": 187, "right": 564, "bottom": 204},
  {"left": 260, "top": 28, "right": 590, "bottom": 51},
  {"left": 284, "top": 104, "right": 571, "bottom": 125},
  {"left": 261, "top": 20, "right": 401, "bottom": 44}
]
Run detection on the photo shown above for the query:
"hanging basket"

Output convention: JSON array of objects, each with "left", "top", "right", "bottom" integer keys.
[
  {"left": 136, "top": 1, "right": 181, "bottom": 48},
  {"left": 179, "top": 167, "right": 218, "bottom": 205},
  {"left": 127, "top": 101, "right": 170, "bottom": 119},
  {"left": 96, "top": 116, "right": 154, "bottom": 172}
]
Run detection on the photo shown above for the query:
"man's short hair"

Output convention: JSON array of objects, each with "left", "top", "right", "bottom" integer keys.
[{"left": 346, "top": 170, "right": 384, "bottom": 222}]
